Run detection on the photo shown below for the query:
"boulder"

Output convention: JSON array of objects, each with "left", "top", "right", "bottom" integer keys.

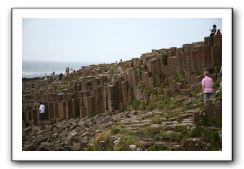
[{"left": 72, "top": 142, "right": 81, "bottom": 151}]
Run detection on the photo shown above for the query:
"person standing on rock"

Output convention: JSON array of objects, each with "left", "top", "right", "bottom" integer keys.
[
  {"left": 210, "top": 24, "right": 217, "bottom": 37},
  {"left": 39, "top": 102, "right": 46, "bottom": 125},
  {"left": 216, "top": 29, "right": 222, "bottom": 36},
  {"left": 201, "top": 71, "right": 214, "bottom": 107}
]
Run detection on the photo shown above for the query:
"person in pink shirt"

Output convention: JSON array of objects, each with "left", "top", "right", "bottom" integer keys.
[{"left": 201, "top": 71, "right": 214, "bottom": 106}]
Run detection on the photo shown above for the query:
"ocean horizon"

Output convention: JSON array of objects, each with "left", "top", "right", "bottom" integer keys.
[{"left": 22, "top": 60, "right": 97, "bottom": 78}]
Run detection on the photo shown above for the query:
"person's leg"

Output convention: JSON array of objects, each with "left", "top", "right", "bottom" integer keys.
[
  {"left": 39, "top": 113, "right": 42, "bottom": 125},
  {"left": 203, "top": 93, "right": 207, "bottom": 107},
  {"left": 207, "top": 93, "right": 213, "bottom": 101},
  {"left": 39, "top": 113, "right": 44, "bottom": 126},
  {"left": 42, "top": 113, "right": 45, "bottom": 121},
  {"left": 205, "top": 93, "right": 213, "bottom": 107}
]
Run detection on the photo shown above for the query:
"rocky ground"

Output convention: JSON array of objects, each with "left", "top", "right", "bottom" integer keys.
[{"left": 22, "top": 93, "right": 222, "bottom": 151}]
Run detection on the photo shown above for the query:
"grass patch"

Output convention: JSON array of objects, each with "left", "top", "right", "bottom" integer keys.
[
  {"left": 141, "top": 126, "right": 162, "bottom": 138},
  {"left": 89, "top": 130, "right": 114, "bottom": 151},
  {"left": 174, "top": 125, "right": 188, "bottom": 132},
  {"left": 130, "top": 100, "right": 145, "bottom": 110},
  {"left": 188, "top": 126, "right": 221, "bottom": 150},
  {"left": 173, "top": 73, "right": 185, "bottom": 83},
  {"left": 159, "top": 131, "right": 182, "bottom": 142},
  {"left": 114, "top": 135, "right": 140, "bottom": 151},
  {"left": 151, "top": 115, "right": 162, "bottom": 124},
  {"left": 146, "top": 102, "right": 157, "bottom": 111},
  {"left": 111, "top": 125, "right": 122, "bottom": 135}
]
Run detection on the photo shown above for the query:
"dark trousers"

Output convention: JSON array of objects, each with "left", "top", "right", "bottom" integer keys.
[{"left": 39, "top": 113, "right": 45, "bottom": 121}]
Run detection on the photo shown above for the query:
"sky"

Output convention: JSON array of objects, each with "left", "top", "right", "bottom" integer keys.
[{"left": 23, "top": 18, "right": 222, "bottom": 63}]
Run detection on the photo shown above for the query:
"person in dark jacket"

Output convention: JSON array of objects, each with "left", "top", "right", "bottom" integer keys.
[{"left": 210, "top": 24, "right": 217, "bottom": 37}]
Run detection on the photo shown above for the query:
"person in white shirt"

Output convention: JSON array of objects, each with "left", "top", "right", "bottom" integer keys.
[{"left": 39, "top": 102, "right": 45, "bottom": 125}]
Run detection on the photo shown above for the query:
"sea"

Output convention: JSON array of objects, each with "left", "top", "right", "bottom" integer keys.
[{"left": 22, "top": 61, "right": 96, "bottom": 78}]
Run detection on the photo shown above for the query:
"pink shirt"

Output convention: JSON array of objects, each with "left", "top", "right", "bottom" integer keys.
[{"left": 201, "top": 76, "right": 213, "bottom": 93}]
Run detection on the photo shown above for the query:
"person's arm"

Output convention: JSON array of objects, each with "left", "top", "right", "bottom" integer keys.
[
  {"left": 201, "top": 79, "right": 205, "bottom": 93},
  {"left": 202, "top": 85, "right": 205, "bottom": 93},
  {"left": 212, "top": 80, "right": 214, "bottom": 92}
]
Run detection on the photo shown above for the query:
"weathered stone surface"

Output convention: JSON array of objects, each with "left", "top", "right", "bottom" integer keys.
[{"left": 72, "top": 142, "right": 81, "bottom": 151}]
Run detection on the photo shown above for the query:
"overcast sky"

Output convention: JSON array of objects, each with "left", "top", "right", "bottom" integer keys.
[{"left": 23, "top": 18, "right": 222, "bottom": 63}]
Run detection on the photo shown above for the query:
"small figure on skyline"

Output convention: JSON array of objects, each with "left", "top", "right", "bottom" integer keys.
[
  {"left": 210, "top": 24, "right": 217, "bottom": 37},
  {"left": 216, "top": 29, "right": 222, "bottom": 36},
  {"left": 65, "top": 67, "right": 69, "bottom": 74},
  {"left": 58, "top": 73, "right": 63, "bottom": 80}
]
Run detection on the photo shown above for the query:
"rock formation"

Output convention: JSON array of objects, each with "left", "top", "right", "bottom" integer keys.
[{"left": 22, "top": 35, "right": 222, "bottom": 151}]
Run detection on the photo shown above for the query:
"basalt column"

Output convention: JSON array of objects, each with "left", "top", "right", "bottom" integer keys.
[
  {"left": 32, "top": 106, "right": 38, "bottom": 125},
  {"left": 86, "top": 96, "right": 94, "bottom": 117},
  {"left": 190, "top": 50, "right": 199, "bottom": 72},
  {"left": 121, "top": 81, "right": 129, "bottom": 110},
  {"left": 65, "top": 93, "right": 73, "bottom": 119},
  {"left": 176, "top": 48, "right": 184, "bottom": 76},
  {"left": 57, "top": 93, "right": 65, "bottom": 119},
  {"left": 213, "top": 35, "right": 222, "bottom": 67},
  {"left": 82, "top": 91, "right": 89, "bottom": 117},
  {"left": 47, "top": 93, "right": 57, "bottom": 120},
  {"left": 107, "top": 85, "right": 115, "bottom": 112},
  {"left": 72, "top": 98, "right": 80, "bottom": 118}
]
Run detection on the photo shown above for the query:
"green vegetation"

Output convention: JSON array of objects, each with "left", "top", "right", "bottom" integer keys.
[
  {"left": 114, "top": 135, "right": 141, "bottom": 151},
  {"left": 111, "top": 124, "right": 122, "bottom": 135},
  {"left": 89, "top": 130, "right": 113, "bottom": 151},
  {"left": 159, "top": 131, "right": 182, "bottom": 142},
  {"left": 173, "top": 73, "right": 185, "bottom": 83},
  {"left": 145, "top": 102, "right": 157, "bottom": 111},
  {"left": 188, "top": 126, "right": 221, "bottom": 150},
  {"left": 173, "top": 125, "right": 188, "bottom": 132},
  {"left": 130, "top": 100, "right": 145, "bottom": 110},
  {"left": 151, "top": 115, "right": 162, "bottom": 124},
  {"left": 140, "top": 125, "right": 163, "bottom": 138}
]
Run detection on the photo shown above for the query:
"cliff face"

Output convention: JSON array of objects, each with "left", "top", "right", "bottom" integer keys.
[{"left": 22, "top": 35, "right": 222, "bottom": 151}]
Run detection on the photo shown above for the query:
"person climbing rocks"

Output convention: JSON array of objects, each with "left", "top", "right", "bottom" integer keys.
[
  {"left": 58, "top": 73, "right": 63, "bottom": 80},
  {"left": 210, "top": 24, "right": 217, "bottom": 37},
  {"left": 39, "top": 102, "right": 46, "bottom": 125},
  {"left": 216, "top": 29, "right": 222, "bottom": 36},
  {"left": 201, "top": 71, "right": 214, "bottom": 107}
]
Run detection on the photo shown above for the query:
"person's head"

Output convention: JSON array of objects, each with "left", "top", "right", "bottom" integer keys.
[
  {"left": 217, "top": 29, "right": 220, "bottom": 32},
  {"left": 204, "top": 71, "right": 209, "bottom": 77},
  {"left": 213, "top": 24, "right": 216, "bottom": 28}
]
